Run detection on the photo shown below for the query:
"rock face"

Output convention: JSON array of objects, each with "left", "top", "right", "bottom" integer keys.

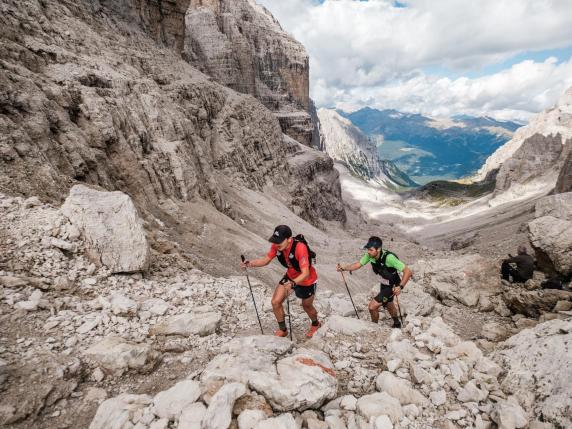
[
  {"left": 476, "top": 85, "right": 572, "bottom": 181},
  {"left": 0, "top": 0, "right": 344, "bottom": 230},
  {"left": 555, "top": 144, "right": 572, "bottom": 192},
  {"left": 494, "top": 133, "right": 569, "bottom": 193},
  {"left": 528, "top": 192, "right": 572, "bottom": 276},
  {"left": 493, "top": 319, "right": 572, "bottom": 428},
  {"left": 184, "top": 0, "right": 315, "bottom": 146},
  {"left": 317, "top": 109, "right": 418, "bottom": 189},
  {"left": 61, "top": 185, "right": 150, "bottom": 273}
]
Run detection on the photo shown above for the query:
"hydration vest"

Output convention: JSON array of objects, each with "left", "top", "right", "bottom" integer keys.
[
  {"left": 371, "top": 251, "right": 402, "bottom": 286},
  {"left": 276, "top": 234, "right": 316, "bottom": 273}
]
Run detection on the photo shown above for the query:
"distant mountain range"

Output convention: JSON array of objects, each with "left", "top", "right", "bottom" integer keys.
[
  {"left": 341, "top": 108, "right": 523, "bottom": 184},
  {"left": 318, "top": 109, "right": 418, "bottom": 190}
]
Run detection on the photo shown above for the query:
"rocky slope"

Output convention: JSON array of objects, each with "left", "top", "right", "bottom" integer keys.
[
  {"left": 1, "top": 191, "right": 571, "bottom": 429},
  {"left": 318, "top": 109, "right": 418, "bottom": 190},
  {"left": 475, "top": 86, "right": 572, "bottom": 191},
  {"left": 0, "top": 0, "right": 345, "bottom": 252},
  {"left": 183, "top": 0, "right": 319, "bottom": 147}
]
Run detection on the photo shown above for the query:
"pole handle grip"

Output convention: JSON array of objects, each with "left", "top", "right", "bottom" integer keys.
[{"left": 241, "top": 254, "right": 245, "bottom": 262}]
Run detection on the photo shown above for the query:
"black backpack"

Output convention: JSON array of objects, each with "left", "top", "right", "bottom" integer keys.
[
  {"left": 371, "top": 250, "right": 402, "bottom": 286},
  {"left": 276, "top": 234, "right": 316, "bottom": 273}
]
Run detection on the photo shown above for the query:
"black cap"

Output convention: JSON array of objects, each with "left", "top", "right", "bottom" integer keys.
[
  {"left": 269, "top": 225, "right": 292, "bottom": 244},
  {"left": 363, "top": 236, "right": 383, "bottom": 249}
]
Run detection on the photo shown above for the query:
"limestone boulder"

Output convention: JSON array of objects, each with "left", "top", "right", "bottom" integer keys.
[
  {"left": 356, "top": 392, "right": 402, "bottom": 424},
  {"left": 316, "top": 315, "right": 378, "bottom": 337},
  {"left": 502, "top": 288, "right": 572, "bottom": 318},
  {"left": 529, "top": 216, "right": 572, "bottom": 276},
  {"left": 201, "top": 382, "right": 246, "bottom": 429},
  {"left": 491, "top": 400, "right": 528, "bottom": 429},
  {"left": 493, "top": 319, "right": 572, "bottom": 428},
  {"left": 89, "top": 394, "right": 152, "bottom": 429},
  {"left": 61, "top": 185, "right": 150, "bottom": 273},
  {"left": 254, "top": 413, "right": 297, "bottom": 429},
  {"left": 84, "top": 336, "right": 160, "bottom": 375},
  {"left": 528, "top": 192, "right": 572, "bottom": 276},
  {"left": 413, "top": 255, "right": 501, "bottom": 308},
  {"left": 180, "top": 403, "right": 206, "bottom": 429},
  {"left": 201, "top": 336, "right": 335, "bottom": 412},
  {"left": 152, "top": 380, "right": 201, "bottom": 421},
  {"left": 248, "top": 349, "right": 337, "bottom": 411},
  {"left": 150, "top": 311, "right": 222, "bottom": 337},
  {"left": 110, "top": 294, "right": 139, "bottom": 316},
  {"left": 375, "top": 372, "right": 428, "bottom": 406}
]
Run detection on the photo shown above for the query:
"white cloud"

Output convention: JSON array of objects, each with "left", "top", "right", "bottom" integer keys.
[{"left": 257, "top": 0, "right": 572, "bottom": 119}]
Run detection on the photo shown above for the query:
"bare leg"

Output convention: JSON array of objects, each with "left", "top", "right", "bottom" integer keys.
[
  {"left": 386, "top": 301, "right": 398, "bottom": 318},
  {"left": 301, "top": 294, "right": 318, "bottom": 321},
  {"left": 271, "top": 284, "right": 288, "bottom": 323},
  {"left": 368, "top": 299, "right": 382, "bottom": 323}
]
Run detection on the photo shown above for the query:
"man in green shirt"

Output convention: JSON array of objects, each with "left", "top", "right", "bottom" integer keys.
[{"left": 337, "top": 236, "right": 412, "bottom": 328}]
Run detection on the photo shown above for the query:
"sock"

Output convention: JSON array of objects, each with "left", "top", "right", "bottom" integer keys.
[
  {"left": 311, "top": 319, "right": 319, "bottom": 326},
  {"left": 392, "top": 317, "right": 399, "bottom": 323},
  {"left": 278, "top": 321, "right": 287, "bottom": 331}
]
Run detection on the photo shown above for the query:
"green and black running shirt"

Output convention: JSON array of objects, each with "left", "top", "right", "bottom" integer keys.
[{"left": 360, "top": 250, "right": 405, "bottom": 286}]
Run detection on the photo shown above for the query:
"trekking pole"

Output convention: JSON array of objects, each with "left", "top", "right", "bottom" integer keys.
[
  {"left": 286, "top": 294, "right": 293, "bottom": 341},
  {"left": 395, "top": 294, "right": 404, "bottom": 328},
  {"left": 280, "top": 278, "right": 294, "bottom": 341},
  {"left": 241, "top": 255, "right": 264, "bottom": 335},
  {"left": 339, "top": 267, "right": 360, "bottom": 319}
]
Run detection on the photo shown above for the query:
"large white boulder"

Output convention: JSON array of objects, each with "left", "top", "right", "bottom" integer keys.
[
  {"left": 110, "top": 293, "right": 139, "bottom": 316},
  {"left": 528, "top": 192, "right": 572, "bottom": 276},
  {"left": 237, "top": 410, "right": 267, "bottom": 429},
  {"left": 529, "top": 216, "right": 572, "bottom": 276},
  {"left": 89, "top": 394, "right": 152, "bottom": 429},
  {"left": 84, "top": 336, "right": 160, "bottom": 375},
  {"left": 493, "top": 319, "right": 572, "bottom": 428},
  {"left": 375, "top": 371, "right": 428, "bottom": 406},
  {"left": 356, "top": 392, "right": 403, "bottom": 423},
  {"left": 491, "top": 400, "right": 528, "bottom": 429},
  {"left": 317, "top": 315, "right": 378, "bottom": 336},
  {"left": 201, "top": 336, "right": 335, "bottom": 412},
  {"left": 150, "top": 311, "right": 221, "bottom": 337},
  {"left": 61, "top": 185, "right": 150, "bottom": 273},
  {"left": 249, "top": 349, "right": 338, "bottom": 411},
  {"left": 153, "top": 380, "right": 201, "bottom": 421},
  {"left": 201, "top": 382, "right": 246, "bottom": 429},
  {"left": 413, "top": 255, "right": 501, "bottom": 307},
  {"left": 254, "top": 413, "right": 297, "bottom": 429},
  {"left": 201, "top": 338, "right": 289, "bottom": 387},
  {"left": 179, "top": 403, "right": 206, "bottom": 429}
]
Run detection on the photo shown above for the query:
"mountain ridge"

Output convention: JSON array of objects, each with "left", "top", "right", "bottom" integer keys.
[
  {"left": 341, "top": 107, "right": 520, "bottom": 183},
  {"left": 318, "top": 108, "right": 418, "bottom": 190}
]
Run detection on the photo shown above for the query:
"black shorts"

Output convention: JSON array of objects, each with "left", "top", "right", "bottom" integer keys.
[
  {"left": 280, "top": 275, "right": 317, "bottom": 300},
  {"left": 374, "top": 284, "right": 395, "bottom": 307}
]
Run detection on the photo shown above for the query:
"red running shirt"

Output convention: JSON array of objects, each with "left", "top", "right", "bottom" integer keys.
[{"left": 267, "top": 240, "right": 318, "bottom": 286}]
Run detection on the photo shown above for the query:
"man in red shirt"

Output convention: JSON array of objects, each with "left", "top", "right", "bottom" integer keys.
[{"left": 240, "top": 225, "right": 320, "bottom": 338}]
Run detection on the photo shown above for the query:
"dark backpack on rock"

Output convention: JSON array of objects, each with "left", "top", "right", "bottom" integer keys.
[
  {"left": 276, "top": 234, "right": 316, "bottom": 273},
  {"left": 541, "top": 278, "right": 563, "bottom": 290}
]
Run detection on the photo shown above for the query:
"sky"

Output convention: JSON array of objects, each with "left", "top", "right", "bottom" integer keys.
[{"left": 257, "top": 0, "right": 572, "bottom": 122}]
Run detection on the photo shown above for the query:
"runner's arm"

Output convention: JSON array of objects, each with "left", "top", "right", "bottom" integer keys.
[
  {"left": 290, "top": 266, "right": 310, "bottom": 285},
  {"left": 398, "top": 266, "right": 412, "bottom": 288},
  {"left": 337, "top": 261, "right": 362, "bottom": 272},
  {"left": 243, "top": 255, "right": 272, "bottom": 268}
]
